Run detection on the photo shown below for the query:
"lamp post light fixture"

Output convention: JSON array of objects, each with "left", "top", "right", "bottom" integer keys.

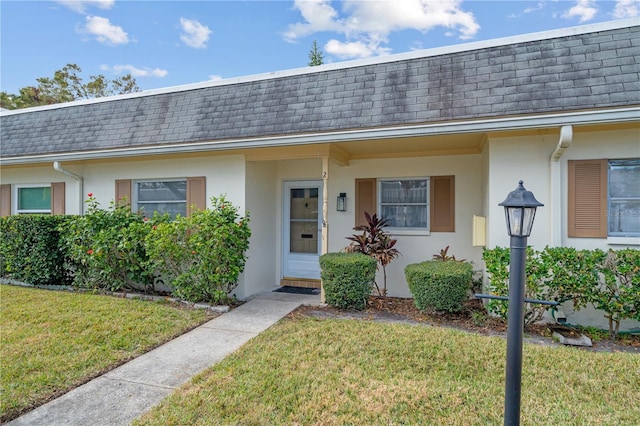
[{"left": 498, "top": 180, "right": 543, "bottom": 426}]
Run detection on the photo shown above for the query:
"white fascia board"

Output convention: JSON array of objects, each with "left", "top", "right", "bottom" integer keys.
[
  {"left": 2, "top": 107, "right": 638, "bottom": 166},
  {"left": 1, "top": 18, "right": 637, "bottom": 117}
]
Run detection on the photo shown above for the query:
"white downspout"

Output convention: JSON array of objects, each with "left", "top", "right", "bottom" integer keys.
[
  {"left": 549, "top": 125, "right": 573, "bottom": 246},
  {"left": 53, "top": 161, "right": 84, "bottom": 215}
]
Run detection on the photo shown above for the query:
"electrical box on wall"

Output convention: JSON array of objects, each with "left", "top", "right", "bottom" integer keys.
[{"left": 472, "top": 215, "right": 486, "bottom": 247}]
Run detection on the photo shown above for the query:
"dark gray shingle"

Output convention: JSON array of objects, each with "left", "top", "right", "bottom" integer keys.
[{"left": 1, "top": 25, "right": 639, "bottom": 158}]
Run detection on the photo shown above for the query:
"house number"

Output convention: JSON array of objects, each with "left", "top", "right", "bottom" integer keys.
[{"left": 322, "top": 171, "right": 327, "bottom": 179}]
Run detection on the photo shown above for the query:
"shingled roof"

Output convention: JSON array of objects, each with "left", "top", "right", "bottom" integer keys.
[{"left": 1, "top": 20, "right": 639, "bottom": 160}]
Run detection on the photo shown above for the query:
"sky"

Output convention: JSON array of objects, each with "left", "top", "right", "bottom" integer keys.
[{"left": 1, "top": 0, "right": 639, "bottom": 95}]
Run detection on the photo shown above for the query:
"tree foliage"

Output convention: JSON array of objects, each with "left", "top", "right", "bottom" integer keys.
[
  {"left": 0, "top": 63, "right": 140, "bottom": 110},
  {"left": 308, "top": 40, "right": 324, "bottom": 67},
  {"left": 345, "top": 212, "right": 400, "bottom": 297}
]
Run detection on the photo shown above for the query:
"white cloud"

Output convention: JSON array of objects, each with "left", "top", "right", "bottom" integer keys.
[
  {"left": 563, "top": 0, "right": 598, "bottom": 22},
  {"left": 79, "top": 16, "right": 129, "bottom": 45},
  {"left": 283, "top": 0, "right": 480, "bottom": 60},
  {"left": 509, "top": 1, "right": 546, "bottom": 18},
  {"left": 56, "top": 0, "right": 114, "bottom": 14},
  {"left": 101, "top": 64, "right": 168, "bottom": 78},
  {"left": 612, "top": 0, "right": 640, "bottom": 18},
  {"left": 325, "top": 39, "right": 390, "bottom": 59},
  {"left": 179, "top": 18, "right": 212, "bottom": 49},
  {"left": 208, "top": 75, "right": 223, "bottom": 81}
]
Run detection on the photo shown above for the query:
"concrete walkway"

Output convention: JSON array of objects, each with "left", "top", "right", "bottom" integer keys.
[{"left": 8, "top": 290, "right": 321, "bottom": 426}]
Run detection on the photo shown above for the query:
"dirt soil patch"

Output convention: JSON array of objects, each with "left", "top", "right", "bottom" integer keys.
[{"left": 294, "top": 296, "right": 640, "bottom": 354}]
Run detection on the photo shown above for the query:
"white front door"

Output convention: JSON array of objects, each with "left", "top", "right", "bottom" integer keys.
[{"left": 283, "top": 180, "right": 323, "bottom": 279}]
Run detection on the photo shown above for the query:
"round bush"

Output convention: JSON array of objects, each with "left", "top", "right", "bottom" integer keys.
[
  {"left": 320, "top": 252, "right": 376, "bottom": 310},
  {"left": 405, "top": 260, "right": 472, "bottom": 313}
]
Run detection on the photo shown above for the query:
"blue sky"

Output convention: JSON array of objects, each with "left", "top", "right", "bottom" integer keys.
[{"left": 1, "top": 0, "right": 638, "bottom": 94}]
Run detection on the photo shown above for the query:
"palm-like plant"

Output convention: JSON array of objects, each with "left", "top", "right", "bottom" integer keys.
[{"left": 346, "top": 212, "right": 400, "bottom": 297}]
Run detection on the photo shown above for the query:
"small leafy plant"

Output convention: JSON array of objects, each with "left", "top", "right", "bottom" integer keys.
[
  {"left": 432, "top": 246, "right": 465, "bottom": 262},
  {"left": 63, "top": 194, "right": 162, "bottom": 292},
  {"left": 146, "top": 196, "right": 251, "bottom": 304},
  {"left": 345, "top": 212, "right": 400, "bottom": 297}
]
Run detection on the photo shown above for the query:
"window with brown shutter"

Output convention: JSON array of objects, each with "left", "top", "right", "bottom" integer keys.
[
  {"left": 119, "top": 177, "right": 206, "bottom": 218},
  {"left": 115, "top": 179, "right": 132, "bottom": 208},
  {"left": 568, "top": 159, "right": 607, "bottom": 238},
  {"left": 51, "top": 182, "right": 66, "bottom": 215},
  {"left": 430, "top": 175, "right": 455, "bottom": 232},
  {"left": 354, "top": 175, "right": 454, "bottom": 232},
  {"left": 187, "top": 176, "right": 206, "bottom": 216},
  {"left": 0, "top": 184, "right": 10, "bottom": 217},
  {"left": 355, "top": 178, "right": 377, "bottom": 227}
]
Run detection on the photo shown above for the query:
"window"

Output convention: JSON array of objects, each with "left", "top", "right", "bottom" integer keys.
[
  {"left": 116, "top": 177, "right": 206, "bottom": 218},
  {"left": 608, "top": 159, "right": 640, "bottom": 237},
  {"left": 379, "top": 178, "right": 429, "bottom": 229},
  {"left": 568, "top": 159, "right": 640, "bottom": 238},
  {"left": 16, "top": 185, "right": 51, "bottom": 214},
  {"left": 355, "top": 176, "right": 454, "bottom": 233},
  {"left": 135, "top": 180, "right": 187, "bottom": 219}
]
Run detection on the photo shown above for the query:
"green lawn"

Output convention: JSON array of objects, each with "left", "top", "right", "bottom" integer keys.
[
  {"left": 0, "top": 285, "right": 214, "bottom": 422},
  {"left": 136, "top": 316, "right": 640, "bottom": 425}
]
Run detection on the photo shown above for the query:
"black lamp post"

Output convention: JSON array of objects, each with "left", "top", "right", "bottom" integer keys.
[{"left": 498, "top": 180, "right": 543, "bottom": 426}]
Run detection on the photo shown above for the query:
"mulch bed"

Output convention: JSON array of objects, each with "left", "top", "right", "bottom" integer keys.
[{"left": 293, "top": 296, "right": 640, "bottom": 354}]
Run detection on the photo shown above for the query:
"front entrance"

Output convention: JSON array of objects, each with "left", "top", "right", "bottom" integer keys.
[{"left": 283, "top": 180, "right": 322, "bottom": 280}]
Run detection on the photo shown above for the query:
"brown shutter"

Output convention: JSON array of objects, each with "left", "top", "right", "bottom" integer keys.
[
  {"left": 0, "top": 184, "right": 11, "bottom": 217},
  {"left": 568, "top": 159, "right": 607, "bottom": 238},
  {"left": 115, "top": 179, "right": 132, "bottom": 210},
  {"left": 430, "top": 175, "right": 455, "bottom": 232},
  {"left": 187, "top": 176, "right": 206, "bottom": 216},
  {"left": 51, "top": 182, "right": 65, "bottom": 215},
  {"left": 355, "top": 178, "right": 376, "bottom": 227}
]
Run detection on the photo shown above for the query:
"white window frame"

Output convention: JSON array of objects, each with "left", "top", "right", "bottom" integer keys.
[
  {"left": 378, "top": 177, "right": 430, "bottom": 235},
  {"left": 607, "top": 159, "right": 640, "bottom": 239},
  {"left": 133, "top": 178, "right": 187, "bottom": 218},
  {"left": 14, "top": 184, "right": 51, "bottom": 214}
]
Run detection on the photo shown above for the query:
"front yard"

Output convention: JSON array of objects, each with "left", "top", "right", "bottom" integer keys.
[
  {"left": 135, "top": 314, "right": 640, "bottom": 425},
  {"left": 0, "top": 285, "right": 215, "bottom": 422}
]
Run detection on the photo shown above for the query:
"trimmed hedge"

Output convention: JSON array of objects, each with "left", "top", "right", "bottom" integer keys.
[
  {"left": 0, "top": 215, "right": 72, "bottom": 286},
  {"left": 319, "top": 252, "right": 376, "bottom": 310},
  {"left": 405, "top": 260, "right": 472, "bottom": 313}
]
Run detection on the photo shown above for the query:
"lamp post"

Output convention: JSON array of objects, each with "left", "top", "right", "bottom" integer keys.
[{"left": 498, "top": 180, "right": 543, "bottom": 426}]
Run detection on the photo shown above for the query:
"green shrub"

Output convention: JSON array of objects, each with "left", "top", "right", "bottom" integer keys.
[
  {"left": 0, "top": 215, "right": 72, "bottom": 286},
  {"left": 62, "top": 194, "right": 164, "bottom": 292},
  {"left": 319, "top": 252, "right": 376, "bottom": 310},
  {"left": 405, "top": 260, "right": 472, "bottom": 313},
  {"left": 146, "top": 196, "right": 251, "bottom": 304},
  {"left": 483, "top": 246, "right": 640, "bottom": 338}
]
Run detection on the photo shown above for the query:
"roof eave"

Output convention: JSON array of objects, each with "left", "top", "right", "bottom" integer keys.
[{"left": 1, "top": 107, "right": 638, "bottom": 166}]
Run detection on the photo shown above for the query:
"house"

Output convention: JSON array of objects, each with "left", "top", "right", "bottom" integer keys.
[{"left": 1, "top": 18, "right": 638, "bottom": 330}]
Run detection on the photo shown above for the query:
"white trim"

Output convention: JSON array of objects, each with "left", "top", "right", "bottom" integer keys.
[
  {"left": 13, "top": 184, "right": 51, "bottom": 214},
  {"left": 607, "top": 237, "right": 640, "bottom": 246},
  {"left": 282, "top": 180, "right": 323, "bottom": 280},
  {"left": 133, "top": 178, "right": 187, "bottom": 218},
  {"left": 1, "top": 18, "right": 636, "bottom": 116},
  {"left": 2, "top": 107, "right": 638, "bottom": 166},
  {"left": 378, "top": 177, "right": 430, "bottom": 232}
]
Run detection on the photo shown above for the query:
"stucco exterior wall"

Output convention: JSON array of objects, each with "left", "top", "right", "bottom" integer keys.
[
  {"left": 1, "top": 163, "right": 83, "bottom": 215},
  {"left": 241, "top": 160, "right": 278, "bottom": 299},
  {"left": 328, "top": 154, "right": 484, "bottom": 297},
  {"left": 485, "top": 133, "right": 557, "bottom": 250},
  {"left": 485, "top": 129, "right": 640, "bottom": 331}
]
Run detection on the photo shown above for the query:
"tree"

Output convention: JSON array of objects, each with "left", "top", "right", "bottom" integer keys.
[
  {"left": 308, "top": 40, "right": 324, "bottom": 67},
  {"left": 0, "top": 63, "right": 140, "bottom": 110}
]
